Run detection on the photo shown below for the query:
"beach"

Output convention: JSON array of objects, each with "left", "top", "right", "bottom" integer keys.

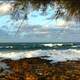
[
  {"left": 0, "top": 43, "right": 80, "bottom": 80},
  {"left": 0, "top": 58, "right": 80, "bottom": 80},
  {"left": 0, "top": 0, "right": 80, "bottom": 79}
]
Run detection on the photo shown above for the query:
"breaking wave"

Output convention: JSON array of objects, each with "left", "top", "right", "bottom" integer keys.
[
  {"left": 42, "top": 43, "right": 63, "bottom": 47},
  {"left": 0, "top": 49, "right": 80, "bottom": 62}
]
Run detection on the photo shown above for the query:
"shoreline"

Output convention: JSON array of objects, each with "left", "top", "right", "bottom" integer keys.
[{"left": 0, "top": 58, "right": 80, "bottom": 80}]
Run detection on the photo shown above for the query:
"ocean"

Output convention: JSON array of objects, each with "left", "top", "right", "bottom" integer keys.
[{"left": 0, "top": 42, "right": 80, "bottom": 62}]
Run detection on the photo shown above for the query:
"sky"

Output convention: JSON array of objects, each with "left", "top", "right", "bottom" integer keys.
[{"left": 0, "top": 1, "right": 80, "bottom": 42}]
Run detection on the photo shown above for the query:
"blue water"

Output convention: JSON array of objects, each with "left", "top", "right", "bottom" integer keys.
[
  {"left": 0, "top": 42, "right": 80, "bottom": 62},
  {"left": 0, "top": 42, "right": 80, "bottom": 50}
]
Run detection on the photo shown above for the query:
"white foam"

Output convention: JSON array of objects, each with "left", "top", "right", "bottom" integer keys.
[
  {"left": 43, "top": 44, "right": 53, "bottom": 47},
  {"left": 43, "top": 43, "right": 63, "bottom": 47},
  {"left": 0, "top": 49, "right": 80, "bottom": 62}
]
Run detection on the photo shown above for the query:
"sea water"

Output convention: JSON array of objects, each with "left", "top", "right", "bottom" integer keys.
[{"left": 0, "top": 42, "right": 80, "bottom": 62}]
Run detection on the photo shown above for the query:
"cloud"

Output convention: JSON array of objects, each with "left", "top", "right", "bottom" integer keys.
[
  {"left": 0, "top": 29, "right": 11, "bottom": 42},
  {"left": 0, "top": 2, "right": 80, "bottom": 42},
  {"left": 11, "top": 24, "right": 79, "bottom": 42},
  {"left": 0, "top": 25, "right": 80, "bottom": 42},
  {"left": 0, "top": 3, "right": 12, "bottom": 16}
]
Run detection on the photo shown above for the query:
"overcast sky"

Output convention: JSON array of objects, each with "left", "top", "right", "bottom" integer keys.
[{"left": 0, "top": 1, "right": 80, "bottom": 42}]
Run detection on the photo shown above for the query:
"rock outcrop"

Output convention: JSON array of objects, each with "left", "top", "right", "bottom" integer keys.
[{"left": 0, "top": 58, "right": 80, "bottom": 80}]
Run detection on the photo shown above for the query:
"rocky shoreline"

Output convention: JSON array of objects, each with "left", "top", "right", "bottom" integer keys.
[{"left": 0, "top": 58, "right": 80, "bottom": 80}]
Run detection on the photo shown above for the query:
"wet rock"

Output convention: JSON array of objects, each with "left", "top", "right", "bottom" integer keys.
[{"left": 1, "top": 58, "right": 80, "bottom": 80}]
